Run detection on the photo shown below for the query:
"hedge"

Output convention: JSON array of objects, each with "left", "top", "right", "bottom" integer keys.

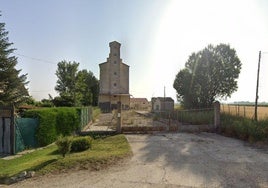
[
  {"left": 56, "top": 108, "right": 80, "bottom": 136},
  {"left": 23, "top": 107, "right": 81, "bottom": 146}
]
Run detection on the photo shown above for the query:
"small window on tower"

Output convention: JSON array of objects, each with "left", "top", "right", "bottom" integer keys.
[
  {"left": 114, "top": 53, "right": 117, "bottom": 56},
  {"left": 114, "top": 72, "right": 117, "bottom": 75},
  {"left": 114, "top": 83, "right": 117, "bottom": 87},
  {"left": 114, "top": 61, "right": 116, "bottom": 64}
]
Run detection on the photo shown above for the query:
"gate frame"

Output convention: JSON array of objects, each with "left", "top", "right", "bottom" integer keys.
[{"left": 0, "top": 105, "right": 15, "bottom": 155}]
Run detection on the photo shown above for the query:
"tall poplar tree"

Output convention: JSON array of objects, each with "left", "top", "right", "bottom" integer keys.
[
  {"left": 0, "top": 14, "right": 29, "bottom": 106},
  {"left": 55, "top": 60, "right": 79, "bottom": 106}
]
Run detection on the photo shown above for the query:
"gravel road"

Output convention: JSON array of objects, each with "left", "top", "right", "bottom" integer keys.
[{"left": 4, "top": 133, "right": 268, "bottom": 188}]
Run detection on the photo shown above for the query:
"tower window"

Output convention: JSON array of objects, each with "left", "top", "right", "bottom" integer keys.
[
  {"left": 114, "top": 53, "right": 117, "bottom": 56},
  {"left": 114, "top": 61, "right": 116, "bottom": 64},
  {"left": 114, "top": 83, "right": 117, "bottom": 87},
  {"left": 114, "top": 72, "right": 117, "bottom": 75}
]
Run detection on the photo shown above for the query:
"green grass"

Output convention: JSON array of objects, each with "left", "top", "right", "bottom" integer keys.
[
  {"left": 157, "top": 109, "right": 214, "bottom": 125},
  {"left": 178, "top": 110, "right": 214, "bottom": 125},
  {"left": 0, "top": 144, "right": 58, "bottom": 179},
  {"left": 92, "top": 107, "right": 101, "bottom": 122},
  {"left": 220, "top": 113, "right": 268, "bottom": 143},
  {"left": 0, "top": 134, "right": 132, "bottom": 181}
]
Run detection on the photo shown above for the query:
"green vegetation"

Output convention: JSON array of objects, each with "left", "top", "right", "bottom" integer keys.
[
  {"left": 0, "top": 144, "right": 58, "bottom": 181},
  {"left": 92, "top": 107, "right": 101, "bottom": 122},
  {"left": 177, "top": 110, "right": 214, "bottom": 125},
  {"left": 55, "top": 108, "right": 80, "bottom": 136},
  {"left": 71, "top": 136, "right": 93, "bottom": 152},
  {"left": 173, "top": 44, "right": 241, "bottom": 108},
  {"left": 221, "top": 113, "right": 268, "bottom": 142},
  {"left": 54, "top": 61, "right": 99, "bottom": 107},
  {"left": 56, "top": 136, "right": 72, "bottom": 157},
  {"left": 23, "top": 107, "right": 81, "bottom": 146},
  {"left": 0, "top": 15, "right": 29, "bottom": 106},
  {"left": 0, "top": 135, "right": 132, "bottom": 182},
  {"left": 157, "top": 109, "right": 214, "bottom": 125}
]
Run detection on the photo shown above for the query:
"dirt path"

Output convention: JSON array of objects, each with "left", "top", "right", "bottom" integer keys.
[{"left": 4, "top": 133, "right": 268, "bottom": 188}]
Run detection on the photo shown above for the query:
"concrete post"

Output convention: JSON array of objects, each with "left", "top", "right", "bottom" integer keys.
[
  {"left": 116, "top": 101, "right": 122, "bottom": 133},
  {"left": 214, "top": 101, "right": 220, "bottom": 132}
]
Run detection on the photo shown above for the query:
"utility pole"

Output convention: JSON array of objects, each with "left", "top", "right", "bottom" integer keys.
[
  {"left": 163, "top": 86, "right": 166, "bottom": 112},
  {"left": 254, "top": 51, "right": 261, "bottom": 121}
]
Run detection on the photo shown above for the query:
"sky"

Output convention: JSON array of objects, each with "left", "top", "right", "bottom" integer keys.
[{"left": 1, "top": 0, "right": 268, "bottom": 103}]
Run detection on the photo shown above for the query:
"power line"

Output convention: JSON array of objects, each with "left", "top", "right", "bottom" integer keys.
[{"left": 13, "top": 52, "right": 58, "bottom": 65}]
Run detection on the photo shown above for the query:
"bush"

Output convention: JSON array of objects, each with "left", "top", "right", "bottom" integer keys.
[
  {"left": 71, "top": 136, "right": 93, "bottom": 152},
  {"left": 56, "top": 108, "right": 80, "bottom": 136},
  {"left": 56, "top": 136, "right": 72, "bottom": 157}
]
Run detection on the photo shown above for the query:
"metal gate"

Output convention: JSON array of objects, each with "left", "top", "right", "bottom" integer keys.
[{"left": 0, "top": 106, "right": 15, "bottom": 154}]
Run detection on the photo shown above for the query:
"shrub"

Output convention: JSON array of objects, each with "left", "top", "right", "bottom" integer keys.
[
  {"left": 71, "top": 136, "right": 93, "bottom": 152},
  {"left": 56, "top": 136, "right": 72, "bottom": 157},
  {"left": 55, "top": 108, "right": 80, "bottom": 136}
]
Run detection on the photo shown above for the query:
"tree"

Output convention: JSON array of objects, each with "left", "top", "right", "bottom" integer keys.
[
  {"left": 76, "top": 69, "right": 99, "bottom": 106},
  {"left": 55, "top": 60, "right": 79, "bottom": 106},
  {"left": 173, "top": 44, "right": 241, "bottom": 108},
  {"left": 54, "top": 61, "right": 99, "bottom": 107},
  {"left": 0, "top": 15, "right": 29, "bottom": 106}
]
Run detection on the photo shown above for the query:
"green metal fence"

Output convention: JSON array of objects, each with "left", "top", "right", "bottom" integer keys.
[
  {"left": 14, "top": 107, "right": 93, "bottom": 153},
  {"left": 79, "top": 107, "right": 93, "bottom": 130},
  {"left": 15, "top": 118, "right": 38, "bottom": 153}
]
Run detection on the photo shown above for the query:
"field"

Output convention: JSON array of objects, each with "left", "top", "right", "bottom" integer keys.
[{"left": 221, "top": 104, "right": 268, "bottom": 120}]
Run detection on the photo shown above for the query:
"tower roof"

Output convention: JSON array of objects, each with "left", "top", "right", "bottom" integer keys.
[{"left": 109, "top": 41, "right": 121, "bottom": 47}]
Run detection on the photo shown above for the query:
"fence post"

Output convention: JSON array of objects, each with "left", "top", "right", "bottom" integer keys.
[
  {"left": 214, "top": 101, "right": 220, "bottom": 132},
  {"left": 11, "top": 105, "right": 15, "bottom": 155},
  {"left": 116, "top": 101, "right": 122, "bottom": 133}
]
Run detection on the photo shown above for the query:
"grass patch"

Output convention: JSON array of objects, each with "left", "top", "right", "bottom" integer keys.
[
  {"left": 220, "top": 113, "right": 268, "bottom": 143},
  {"left": 0, "top": 134, "right": 132, "bottom": 181},
  {"left": 92, "top": 107, "right": 101, "bottom": 122},
  {"left": 0, "top": 145, "right": 58, "bottom": 179},
  {"left": 156, "top": 109, "right": 214, "bottom": 125}
]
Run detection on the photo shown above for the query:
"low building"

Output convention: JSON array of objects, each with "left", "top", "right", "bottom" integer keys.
[
  {"left": 130, "top": 98, "right": 149, "bottom": 110},
  {"left": 151, "top": 97, "right": 174, "bottom": 112}
]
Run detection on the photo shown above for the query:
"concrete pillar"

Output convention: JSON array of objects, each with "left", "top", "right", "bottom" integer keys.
[
  {"left": 116, "top": 101, "right": 122, "bottom": 133},
  {"left": 214, "top": 101, "right": 220, "bottom": 132}
]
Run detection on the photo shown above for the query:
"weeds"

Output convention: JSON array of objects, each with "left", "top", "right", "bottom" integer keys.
[{"left": 221, "top": 113, "right": 268, "bottom": 143}]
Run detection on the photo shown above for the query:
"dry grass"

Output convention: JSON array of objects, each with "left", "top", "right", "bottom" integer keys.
[
  {"left": 221, "top": 105, "right": 268, "bottom": 120},
  {"left": 121, "top": 110, "right": 167, "bottom": 127},
  {"left": 122, "top": 110, "right": 153, "bottom": 126}
]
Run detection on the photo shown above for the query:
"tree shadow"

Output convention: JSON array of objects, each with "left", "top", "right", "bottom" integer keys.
[
  {"left": 27, "top": 158, "right": 58, "bottom": 172},
  {"left": 128, "top": 132, "right": 267, "bottom": 187}
]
